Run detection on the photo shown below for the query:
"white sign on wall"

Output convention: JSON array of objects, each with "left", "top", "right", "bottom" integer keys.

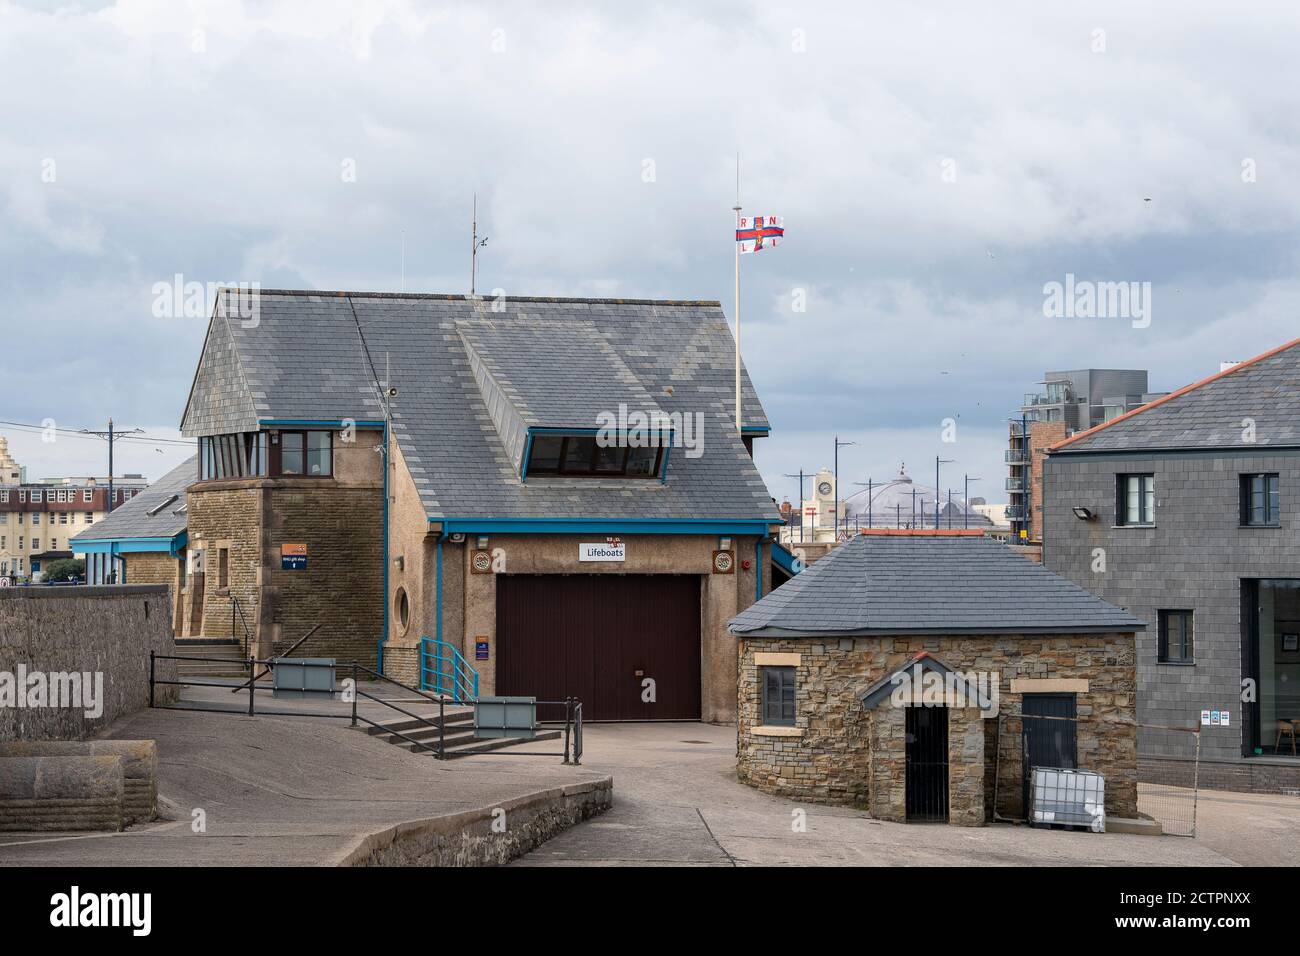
[{"left": 579, "top": 542, "right": 625, "bottom": 562}]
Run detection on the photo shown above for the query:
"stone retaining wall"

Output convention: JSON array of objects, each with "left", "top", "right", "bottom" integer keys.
[
  {"left": 337, "top": 777, "right": 612, "bottom": 867},
  {"left": 0, "top": 585, "right": 177, "bottom": 741}
]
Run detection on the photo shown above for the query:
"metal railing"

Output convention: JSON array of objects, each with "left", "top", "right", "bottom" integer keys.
[
  {"left": 230, "top": 595, "right": 253, "bottom": 657},
  {"left": 148, "top": 651, "right": 579, "bottom": 763},
  {"left": 419, "top": 636, "right": 480, "bottom": 702}
]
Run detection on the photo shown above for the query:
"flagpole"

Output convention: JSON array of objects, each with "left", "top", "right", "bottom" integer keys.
[{"left": 734, "top": 155, "right": 742, "bottom": 432}]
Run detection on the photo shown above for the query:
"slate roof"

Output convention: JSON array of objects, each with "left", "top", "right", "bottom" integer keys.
[
  {"left": 180, "top": 290, "right": 779, "bottom": 524},
  {"left": 1051, "top": 335, "right": 1300, "bottom": 453},
  {"left": 70, "top": 456, "right": 195, "bottom": 546},
  {"left": 729, "top": 534, "right": 1145, "bottom": 636}
]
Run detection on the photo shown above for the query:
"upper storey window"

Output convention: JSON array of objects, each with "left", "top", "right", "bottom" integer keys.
[
  {"left": 526, "top": 433, "right": 662, "bottom": 479},
  {"left": 199, "top": 431, "right": 334, "bottom": 480}
]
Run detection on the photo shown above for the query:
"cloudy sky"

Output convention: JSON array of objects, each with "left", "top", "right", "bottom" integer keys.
[{"left": 3, "top": 1, "right": 1299, "bottom": 505}]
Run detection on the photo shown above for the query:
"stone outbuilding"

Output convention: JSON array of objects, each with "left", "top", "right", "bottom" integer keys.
[{"left": 728, "top": 531, "right": 1145, "bottom": 826}]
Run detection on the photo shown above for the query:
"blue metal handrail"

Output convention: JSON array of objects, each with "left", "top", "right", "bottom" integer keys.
[{"left": 419, "top": 636, "right": 480, "bottom": 703}]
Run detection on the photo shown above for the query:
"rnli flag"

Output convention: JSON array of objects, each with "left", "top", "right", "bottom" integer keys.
[{"left": 736, "top": 214, "right": 784, "bottom": 254}]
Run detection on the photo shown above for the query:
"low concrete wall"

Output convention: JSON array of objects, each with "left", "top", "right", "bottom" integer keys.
[
  {"left": 336, "top": 777, "right": 613, "bottom": 867},
  {"left": 0, "top": 740, "right": 157, "bottom": 824},
  {"left": 0, "top": 585, "right": 177, "bottom": 741},
  {"left": 0, "top": 755, "right": 124, "bottom": 831}
]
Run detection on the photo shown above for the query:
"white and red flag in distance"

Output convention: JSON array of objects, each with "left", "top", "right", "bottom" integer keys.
[{"left": 736, "top": 214, "right": 784, "bottom": 254}]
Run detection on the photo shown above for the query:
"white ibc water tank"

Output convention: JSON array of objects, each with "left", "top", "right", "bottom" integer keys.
[{"left": 1030, "top": 767, "right": 1106, "bottom": 832}]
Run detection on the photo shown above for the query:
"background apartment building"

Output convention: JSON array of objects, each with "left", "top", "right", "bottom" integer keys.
[
  {"left": 0, "top": 435, "right": 147, "bottom": 581},
  {"left": 1007, "top": 369, "right": 1162, "bottom": 542}
]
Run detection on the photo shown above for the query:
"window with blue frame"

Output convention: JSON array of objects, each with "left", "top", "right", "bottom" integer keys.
[{"left": 526, "top": 434, "right": 662, "bottom": 478}]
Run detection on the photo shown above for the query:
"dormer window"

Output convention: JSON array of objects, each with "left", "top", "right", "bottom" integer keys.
[{"left": 526, "top": 434, "right": 663, "bottom": 479}]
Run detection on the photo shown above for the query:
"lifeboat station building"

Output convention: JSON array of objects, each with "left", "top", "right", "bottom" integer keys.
[{"left": 177, "top": 290, "right": 781, "bottom": 722}]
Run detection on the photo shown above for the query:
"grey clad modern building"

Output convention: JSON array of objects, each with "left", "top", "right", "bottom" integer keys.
[{"left": 1043, "top": 338, "right": 1300, "bottom": 791}]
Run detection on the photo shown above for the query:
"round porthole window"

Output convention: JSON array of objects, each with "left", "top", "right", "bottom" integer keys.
[{"left": 395, "top": 587, "right": 410, "bottom": 634}]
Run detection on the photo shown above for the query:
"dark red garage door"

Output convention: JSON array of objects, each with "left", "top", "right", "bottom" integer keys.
[{"left": 496, "top": 575, "right": 701, "bottom": 721}]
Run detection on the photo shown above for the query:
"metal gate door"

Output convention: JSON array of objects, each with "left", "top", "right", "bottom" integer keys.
[
  {"left": 1022, "top": 693, "right": 1078, "bottom": 815},
  {"left": 905, "top": 706, "right": 949, "bottom": 822}
]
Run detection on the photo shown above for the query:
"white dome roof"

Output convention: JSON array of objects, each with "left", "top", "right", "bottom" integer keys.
[{"left": 841, "top": 463, "right": 993, "bottom": 529}]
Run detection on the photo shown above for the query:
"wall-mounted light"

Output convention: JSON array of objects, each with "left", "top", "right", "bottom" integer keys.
[
  {"left": 476, "top": 535, "right": 490, "bottom": 549},
  {"left": 718, "top": 537, "right": 733, "bottom": 551},
  {"left": 392, "top": 555, "right": 404, "bottom": 571},
  {"left": 1071, "top": 506, "right": 1096, "bottom": 521}
]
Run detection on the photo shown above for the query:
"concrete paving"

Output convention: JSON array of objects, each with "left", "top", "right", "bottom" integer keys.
[
  {"left": 513, "top": 722, "right": 1287, "bottom": 867},
  {"left": 0, "top": 693, "right": 601, "bottom": 867}
]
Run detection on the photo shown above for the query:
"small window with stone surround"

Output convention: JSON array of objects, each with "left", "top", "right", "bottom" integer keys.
[{"left": 761, "top": 665, "right": 796, "bottom": 726}]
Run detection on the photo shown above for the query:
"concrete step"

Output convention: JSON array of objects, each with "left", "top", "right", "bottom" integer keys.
[
  {"left": 362, "top": 711, "right": 474, "bottom": 737},
  {"left": 358, "top": 714, "right": 564, "bottom": 757},
  {"left": 442, "top": 729, "right": 563, "bottom": 755},
  {"left": 173, "top": 640, "right": 249, "bottom": 678}
]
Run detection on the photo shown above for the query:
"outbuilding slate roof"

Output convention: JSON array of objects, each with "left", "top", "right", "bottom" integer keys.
[
  {"left": 69, "top": 456, "right": 195, "bottom": 546},
  {"left": 1050, "top": 335, "right": 1300, "bottom": 453},
  {"left": 180, "top": 290, "right": 779, "bottom": 524},
  {"left": 729, "top": 534, "right": 1145, "bottom": 636}
]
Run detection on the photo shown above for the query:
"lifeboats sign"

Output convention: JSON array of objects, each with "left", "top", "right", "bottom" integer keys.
[{"left": 579, "top": 541, "right": 625, "bottom": 562}]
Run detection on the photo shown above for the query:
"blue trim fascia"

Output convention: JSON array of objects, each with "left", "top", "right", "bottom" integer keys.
[
  {"left": 741, "top": 426, "right": 770, "bottom": 435},
  {"left": 771, "top": 540, "right": 802, "bottom": 575},
  {"left": 432, "top": 518, "right": 777, "bottom": 536},
  {"left": 520, "top": 431, "right": 534, "bottom": 484},
  {"left": 71, "top": 535, "right": 181, "bottom": 555},
  {"left": 258, "top": 419, "right": 385, "bottom": 428}
]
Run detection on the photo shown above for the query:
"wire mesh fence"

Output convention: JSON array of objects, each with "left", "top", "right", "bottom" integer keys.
[
  {"left": 1137, "top": 724, "right": 1201, "bottom": 837},
  {"left": 992, "top": 712, "right": 1199, "bottom": 836}
]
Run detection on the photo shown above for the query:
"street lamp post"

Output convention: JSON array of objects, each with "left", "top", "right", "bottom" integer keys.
[
  {"left": 963, "top": 474, "right": 982, "bottom": 530},
  {"left": 935, "top": 455, "right": 954, "bottom": 530},
  {"left": 834, "top": 436, "right": 856, "bottom": 541},
  {"left": 853, "top": 479, "right": 880, "bottom": 531},
  {"left": 784, "top": 470, "right": 811, "bottom": 544}
]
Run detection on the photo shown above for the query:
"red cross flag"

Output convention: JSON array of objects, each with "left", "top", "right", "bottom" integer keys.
[{"left": 736, "top": 214, "right": 784, "bottom": 254}]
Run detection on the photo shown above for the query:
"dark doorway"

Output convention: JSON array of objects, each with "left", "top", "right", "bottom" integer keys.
[
  {"left": 496, "top": 574, "right": 702, "bottom": 721},
  {"left": 905, "top": 706, "right": 949, "bottom": 822},
  {"left": 1021, "top": 693, "right": 1078, "bottom": 815}
]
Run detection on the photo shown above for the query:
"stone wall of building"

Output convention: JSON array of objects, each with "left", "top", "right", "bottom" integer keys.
[
  {"left": 187, "top": 470, "right": 384, "bottom": 668},
  {"left": 266, "top": 482, "right": 383, "bottom": 667},
  {"left": 121, "top": 551, "right": 183, "bottom": 634},
  {"left": 737, "top": 632, "right": 1138, "bottom": 823},
  {"left": 186, "top": 484, "right": 261, "bottom": 641},
  {"left": 388, "top": 530, "right": 766, "bottom": 722},
  {"left": 383, "top": 429, "right": 770, "bottom": 714},
  {"left": 0, "top": 585, "right": 177, "bottom": 741}
]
